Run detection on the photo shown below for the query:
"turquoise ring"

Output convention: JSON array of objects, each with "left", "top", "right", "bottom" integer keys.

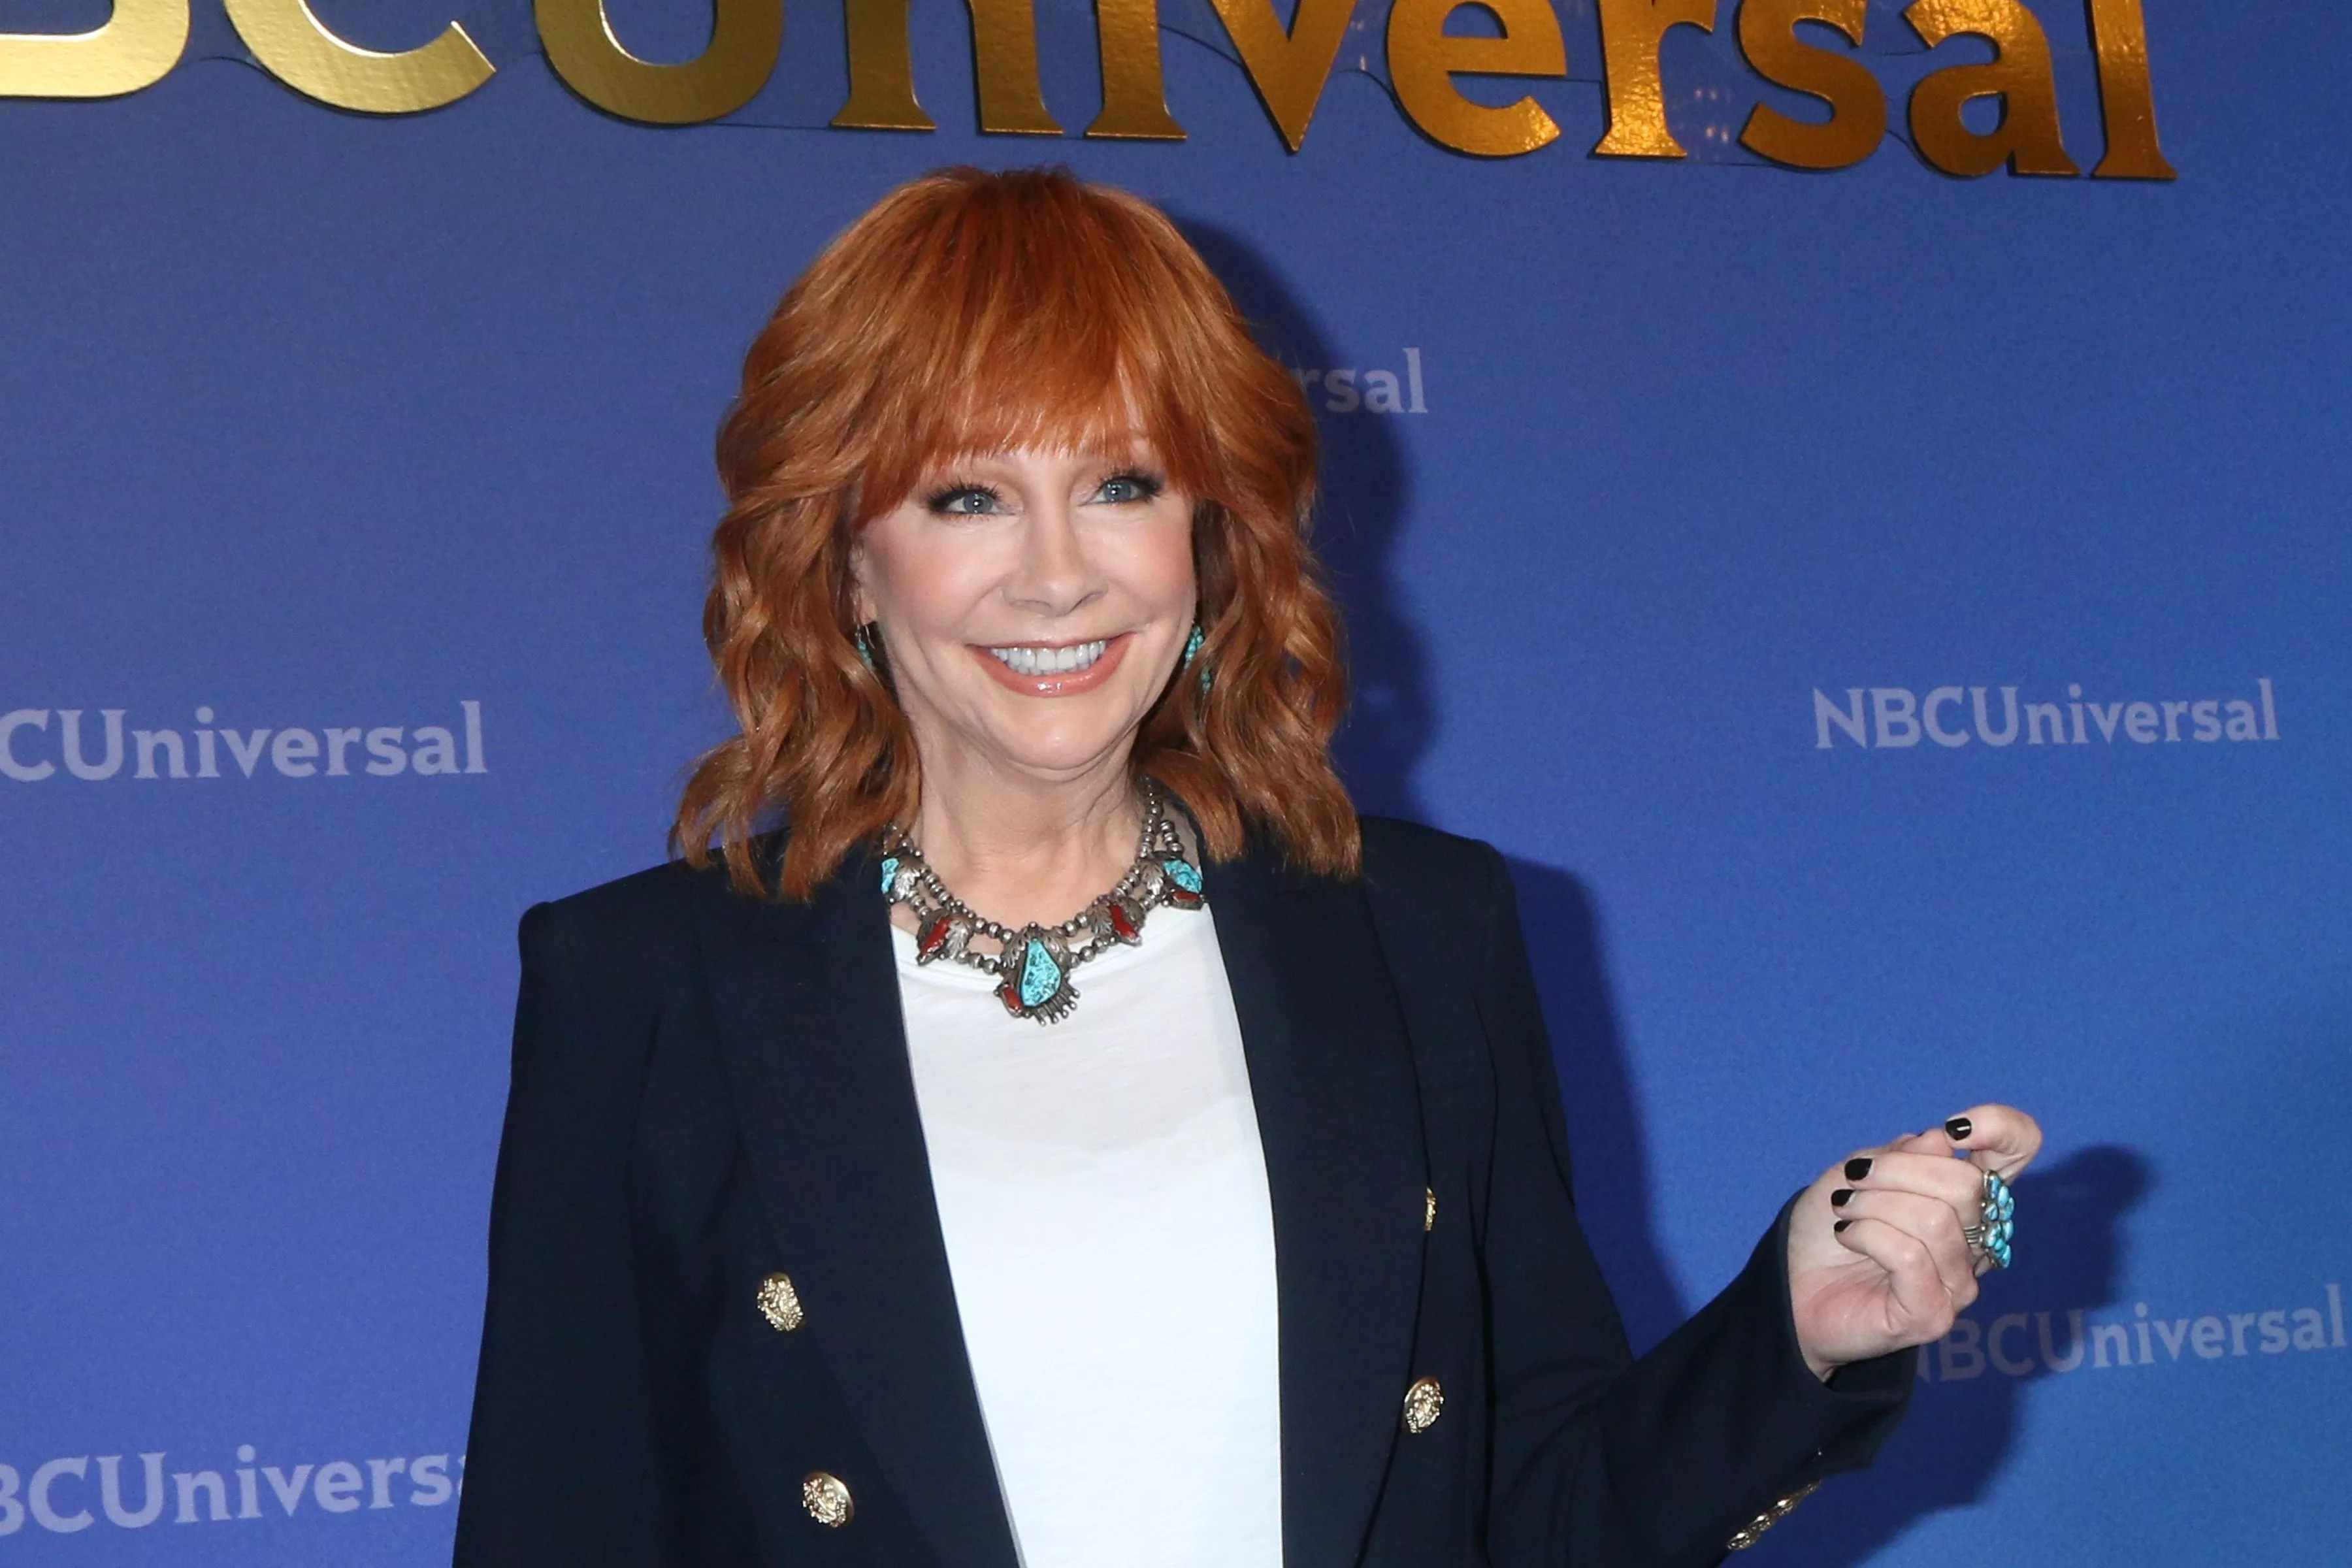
[{"left": 1973, "top": 1169, "right": 2016, "bottom": 1269}]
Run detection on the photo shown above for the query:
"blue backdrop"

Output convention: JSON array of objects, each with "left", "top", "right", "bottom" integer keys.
[{"left": 5, "top": 0, "right": 2347, "bottom": 1559}]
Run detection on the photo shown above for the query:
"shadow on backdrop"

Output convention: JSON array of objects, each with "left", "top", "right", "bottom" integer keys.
[
  {"left": 1177, "top": 218, "right": 2144, "bottom": 1563},
  {"left": 1186, "top": 221, "right": 1681, "bottom": 1343},
  {"left": 1177, "top": 218, "right": 1428, "bottom": 821},
  {"left": 1507, "top": 860, "right": 1690, "bottom": 1352},
  {"left": 1769, "top": 1143, "right": 2151, "bottom": 1564}
]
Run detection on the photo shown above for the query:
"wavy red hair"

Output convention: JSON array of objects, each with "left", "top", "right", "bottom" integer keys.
[{"left": 675, "top": 166, "right": 1357, "bottom": 899}]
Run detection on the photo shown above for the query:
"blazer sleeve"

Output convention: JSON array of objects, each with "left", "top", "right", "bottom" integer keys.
[
  {"left": 453, "top": 901, "right": 665, "bottom": 1567},
  {"left": 1467, "top": 844, "right": 1912, "bottom": 1567}
]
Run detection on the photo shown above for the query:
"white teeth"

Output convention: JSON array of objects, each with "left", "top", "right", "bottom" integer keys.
[{"left": 989, "top": 639, "right": 1108, "bottom": 677}]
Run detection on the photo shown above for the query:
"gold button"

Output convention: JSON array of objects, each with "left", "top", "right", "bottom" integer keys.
[
  {"left": 802, "top": 1471, "right": 853, "bottom": 1527},
  {"left": 1424, "top": 1188, "right": 1437, "bottom": 1232},
  {"left": 757, "top": 1272, "right": 805, "bottom": 1332},
  {"left": 1401, "top": 1375, "right": 1444, "bottom": 1434}
]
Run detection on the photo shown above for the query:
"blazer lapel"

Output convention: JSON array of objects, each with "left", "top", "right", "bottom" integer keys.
[
  {"left": 1208, "top": 846, "right": 1431, "bottom": 1568},
  {"left": 697, "top": 853, "right": 1019, "bottom": 1568}
]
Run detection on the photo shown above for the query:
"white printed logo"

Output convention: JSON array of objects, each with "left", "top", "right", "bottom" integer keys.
[
  {"left": 1919, "top": 1282, "right": 2345, "bottom": 1385},
  {"left": 1, "top": 702, "right": 488, "bottom": 782},
  {"left": 1287, "top": 348, "right": 1429, "bottom": 415},
  {"left": 0, "top": 1444, "right": 459, "bottom": 1536},
  {"left": 1812, "top": 681, "right": 2280, "bottom": 751}
]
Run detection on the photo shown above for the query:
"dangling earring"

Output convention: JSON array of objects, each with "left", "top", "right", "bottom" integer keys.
[
  {"left": 1181, "top": 623, "right": 1211, "bottom": 694},
  {"left": 853, "top": 622, "right": 879, "bottom": 674}
]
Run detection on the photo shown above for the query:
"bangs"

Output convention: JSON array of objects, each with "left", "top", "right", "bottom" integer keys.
[{"left": 833, "top": 169, "right": 1240, "bottom": 521}]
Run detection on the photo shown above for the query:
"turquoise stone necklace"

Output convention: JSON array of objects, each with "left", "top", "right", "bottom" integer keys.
[{"left": 878, "top": 779, "right": 1204, "bottom": 1024}]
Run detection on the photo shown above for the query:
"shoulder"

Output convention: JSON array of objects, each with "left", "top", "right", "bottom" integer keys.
[
  {"left": 1356, "top": 815, "right": 1509, "bottom": 915},
  {"left": 502, "top": 853, "right": 759, "bottom": 1096},
  {"left": 521, "top": 856, "right": 719, "bottom": 966},
  {"left": 512, "top": 846, "right": 779, "bottom": 1017},
  {"left": 1352, "top": 817, "right": 1520, "bottom": 987}
]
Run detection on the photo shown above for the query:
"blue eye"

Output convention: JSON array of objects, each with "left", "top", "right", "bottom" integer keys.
[
  {"left": 1094, "top": 472, "right": 1164, "bottom": 505},
  {"left": 926, "top": 484, "right": 1002, "bottom": 517}
]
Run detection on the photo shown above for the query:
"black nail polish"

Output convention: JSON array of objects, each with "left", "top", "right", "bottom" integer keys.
[
  {"left": 1945, "top": 1116, "right": 1974, "bottom": 1141},
  {"left": 1834, "top": 1218, "right": 1852, "bottom": 1234},
  {"left": 1844, "top": 1157, "right": 1872, "bottom": 1182},
  {"left": 1831, "top": 1188, "right": 1854, "bottom": 1209}
]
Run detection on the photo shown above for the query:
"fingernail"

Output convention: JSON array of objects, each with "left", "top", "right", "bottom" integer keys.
[
  {"left": 1844, "top": 1157, "right": 1872, "bottom": 1182},
  {"left": 1945, "top": 1115, "right": 1974, "bottom": 1141},
  {"left": 1834, "top": 1218, "right": 1852, "bottom": 1234},
  {"left": 1831, "top": 1188, "right": 1854, "bottom": 1209}
]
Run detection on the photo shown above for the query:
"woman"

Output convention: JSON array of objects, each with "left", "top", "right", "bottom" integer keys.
[{"left": 455, "top": 167, "right": 2038, "bottom": 1567}]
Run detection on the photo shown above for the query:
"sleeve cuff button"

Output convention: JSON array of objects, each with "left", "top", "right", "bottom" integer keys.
[{"left": 1723, "top": 1480, "right": 1819, "bottom": 1550}]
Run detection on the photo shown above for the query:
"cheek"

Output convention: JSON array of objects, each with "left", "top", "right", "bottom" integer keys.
[
  {"left": 1115, "top": 510, "right": 1198, "bottom": 610},
  {"left": 864, "top": 523, "right": 989, "bottom": 628}
]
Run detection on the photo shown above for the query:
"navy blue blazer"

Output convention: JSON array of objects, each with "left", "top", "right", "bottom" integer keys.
[{"left": 455, "top": 817, "right": 1910, "bottom": 1567}]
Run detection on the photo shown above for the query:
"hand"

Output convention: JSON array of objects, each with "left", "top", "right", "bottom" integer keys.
[{"left": 1786, "top": 1103, "right": 2043, "bottom": 1380}]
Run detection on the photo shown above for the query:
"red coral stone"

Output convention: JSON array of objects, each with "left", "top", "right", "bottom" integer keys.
[
  {"left": 1107, "top": 902, "right": 1141, "bottom": 941},
  {"left": 918, "top": 914, "right": 956, "bottom": 958}
]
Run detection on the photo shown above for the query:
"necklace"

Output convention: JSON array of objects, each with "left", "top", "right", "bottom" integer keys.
[{"left": 878, "top": 780, "right": 1205, "bottom": 1024}]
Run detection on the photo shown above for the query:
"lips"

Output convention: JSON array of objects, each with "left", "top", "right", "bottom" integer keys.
[{"left": 970, "top": 633, "right": 1132, "bottom": 696}]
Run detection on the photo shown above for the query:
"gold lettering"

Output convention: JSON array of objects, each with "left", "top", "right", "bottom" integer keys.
[
  {"left": 835, "top": 0, "right": 928, "bottom": 128},
  {"left": 1903, "top": 0, "right": 2077, "bottom": 177},
  {"left": 1735, "top": 0, "right": 1882, "bottom": 169},
  {"left": 1204, "top": 0, "right": 1356, "bottom": 152},
  {"left": 1386, "top": 0, "right": 1565, "bottom": 157},
  {"left": 1592, "top": 0, "right": 1716, "bottom": 157},
  {"left": 1087, "top": 0, "right": 1183, "bottom": 138},
  {"left": 536, "top": 0, "right": 780, "bottom": 125},
  {"left": 0, "top": 0, "right": 184, "bottom": 98},
  {"left": 225, "top": 0, "right": 490, "bottom": 113},
  {"left": 2083, "top": 0, "right": 2173, "bottom": 178},
  {"left": 834, "top": 0, "right": 1061, "bottom": 133}
]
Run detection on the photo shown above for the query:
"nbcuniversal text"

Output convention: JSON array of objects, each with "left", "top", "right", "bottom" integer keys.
[
  {"left": 1, "top": 0, "right": 2177, "bottom": 174},
  {"left": 1812, "top": 680, "right": 2282, "bottom": 751},
  {"left": 0, "top": 702, "right": 486, "bottom": 782},
  {"left": 0, "top": 1447, "right": 459, "bottom": 1537},
  {"left": 1915, "top": 1282, "right": 2347, "bottom": 1384}
]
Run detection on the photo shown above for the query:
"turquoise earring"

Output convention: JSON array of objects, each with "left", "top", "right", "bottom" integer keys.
[
  {"left": 1181, "top": 623, "right": 1211, "bottom": 694},
  {"left": 854, "top": 622, "right": 879, "bottom": 673}
]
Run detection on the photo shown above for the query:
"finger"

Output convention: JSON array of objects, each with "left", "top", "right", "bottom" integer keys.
[
  {"left": 1833, "top": 1215, "right": 1963, "bottom": 1340},
  {"left": 1843, "top": 1148, "right": 1982, "bottom": 1201},
  {"left": 1834, "top": 1148, "right": 1982, "bottom": 1217},
  {"left": 1834, "top": 1189, "right": 1979, "bottom": 1311},
  {"left": 1833, "top": 1149, "right": 1989, "bottom": 1277},
  {"left": 1939, "top": 1103, "right": 2042, "bottom": 1179}
]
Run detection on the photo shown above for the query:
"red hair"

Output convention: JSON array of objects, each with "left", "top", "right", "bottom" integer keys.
[{"left": 675, "top": 166, "right": 1357, "bottom": 899}]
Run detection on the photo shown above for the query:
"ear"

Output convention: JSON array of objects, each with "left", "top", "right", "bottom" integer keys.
[{"left": 847, "top": 538, "right": 879, "bottom": 625}]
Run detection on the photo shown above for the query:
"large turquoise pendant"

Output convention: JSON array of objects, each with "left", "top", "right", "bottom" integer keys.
[{"left": 995, "top": 928, "right": 1079, "bottom": 1023}]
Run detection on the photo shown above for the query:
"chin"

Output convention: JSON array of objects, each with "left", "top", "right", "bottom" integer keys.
[{"left": 981, "top": 713, "right": 1146, "bottom": 776}]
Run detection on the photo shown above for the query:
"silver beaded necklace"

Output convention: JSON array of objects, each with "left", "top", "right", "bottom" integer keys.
[{"left": 878, "top": 779, "right": 1205, "bottom": 1024}]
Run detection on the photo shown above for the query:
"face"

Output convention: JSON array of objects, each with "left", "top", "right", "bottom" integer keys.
[{"left": 851, "top": 443, "right": 1197, "bottom": 789}]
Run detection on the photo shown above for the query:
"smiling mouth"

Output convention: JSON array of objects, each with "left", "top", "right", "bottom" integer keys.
[{"left": 985, "top": 639, "right": 1111, "bottom": 677}]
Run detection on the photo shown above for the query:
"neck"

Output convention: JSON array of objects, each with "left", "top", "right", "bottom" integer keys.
[{"left": 904, "top": 749, "right": 1145, "bottom": 930}]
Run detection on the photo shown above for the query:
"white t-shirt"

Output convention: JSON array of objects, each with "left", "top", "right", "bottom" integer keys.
[{"left": 893, "top": 905, "right": 1284, "bottom": 1568}]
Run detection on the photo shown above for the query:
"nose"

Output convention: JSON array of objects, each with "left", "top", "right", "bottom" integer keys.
[{"left": 1004, "top": 493, "right": 1102, "bottom": 619}]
